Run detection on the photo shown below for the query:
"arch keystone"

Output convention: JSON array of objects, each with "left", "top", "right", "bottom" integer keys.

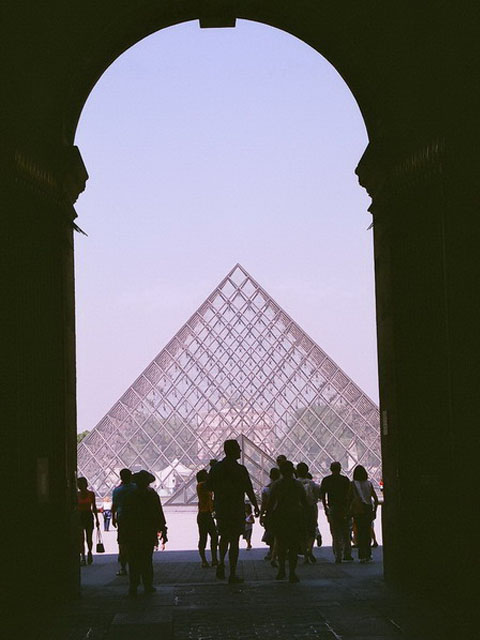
[{"left": 199, "top": 0, "right": 237, "bottom": 28}]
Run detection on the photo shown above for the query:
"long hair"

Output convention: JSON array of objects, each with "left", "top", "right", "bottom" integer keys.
[{"left": 353, "top": 465, "right": 368, "bottom": 481}]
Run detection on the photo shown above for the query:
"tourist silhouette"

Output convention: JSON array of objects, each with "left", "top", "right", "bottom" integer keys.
[
  {"left": 122, "top": 470, "right": 167, "bottom": 596},
  {"left": 77, "top": 477, "right": 100, "bottom": 566},
  {"left": 243, "top": 503, "right": 255, "bottom": 549},
  {"left": 320, "top": 461, "right": 353, "bottom": 563},
  {"left": 206, "top": 439, "right": 259, "bottom": 584},
  {"left": 296, "top": 462, "right": 321, "bottom": 564},
  {"left": 260, "top": 467, "right": 281, "bottom": 564},
  {"left": 266, "top": 460, "right": 308, "bottom": 583},
  {"left": 276, "top": 454, "right": 287, "bottom": 467},
  {"left": 112, "top": 468, "right": 137, "bottom": 576},
  {"left": 102, "top": 506, "right": 112, "bottom": 531},
  {"left": 196, "top": 469, "right": 218, "bottom": 567},
  {"left": 347, "top": 465, "right": 379, "bottom": 563}
]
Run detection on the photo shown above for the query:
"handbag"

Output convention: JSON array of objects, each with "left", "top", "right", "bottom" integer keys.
[{"left": 96, "top": 526, "right": 105, "bottom": 553}]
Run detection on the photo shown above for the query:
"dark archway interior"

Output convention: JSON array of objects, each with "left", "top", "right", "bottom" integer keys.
[{"left": 2, "top": 1, "right": 478, "bottom": 635}]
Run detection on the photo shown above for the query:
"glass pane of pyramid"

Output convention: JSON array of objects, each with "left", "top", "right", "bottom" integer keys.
[{"left": 78, "top": 264, "right": 381, "bottom": 503}]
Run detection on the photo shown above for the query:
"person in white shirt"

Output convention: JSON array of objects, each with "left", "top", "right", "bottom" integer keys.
[
  {"left": 347, "top": 465, "right": 379, "bottom": 563},
  {"left": 260, "top": 467, "right": 281, "bottom": 563},
  {"left": 296, "top": 462, "right": 321, "bottom": 563}
]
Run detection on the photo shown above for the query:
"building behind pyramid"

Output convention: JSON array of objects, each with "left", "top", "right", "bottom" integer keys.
[{"left": 78, "top": 264, "right": 381, "bottom": 503}]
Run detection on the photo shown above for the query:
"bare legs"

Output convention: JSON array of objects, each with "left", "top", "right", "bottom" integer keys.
[
  {"left": 85, "top": 528, "right": 93, "bottom": 553},
  {"left": 217, "top": 534, "right": 242, "bottom": 583},
  {"left": 79, "top": 529, "right": 86, "bottom": 564},
  {"left": 197, "top": 513, "right": 218, "bottom": 566},
  {"left": 276, "top": 536, "right": 299, "bottom": 583},
  {"left": 118, "top": 542, "right": 128, "bottom": 574},
  {"left": 79, "top": 527, "right": 94, "bottom": 565},
  {"left": 228, "top": 536, "right": 240, "bottom": 577},
  {"left": 304, "top": 505, "right": 318, "bottom": 563},
  {"left": 304, "top": 535, "right": 316, "bottom": 563},
  {"left": 218, "top": 534, "right": 228, "bottom": 566}
]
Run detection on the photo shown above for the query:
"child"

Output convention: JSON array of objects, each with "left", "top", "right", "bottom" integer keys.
[
  {"left": 103, "top": 507, "right": 112, "bottom": 532},
  {"left": 243, "top": 503, "right": 255, "bottom": 549}
]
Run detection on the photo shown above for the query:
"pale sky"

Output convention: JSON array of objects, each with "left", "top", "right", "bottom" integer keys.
[{"left": 74, "top": 19, "right": 377, "bottom": 433}]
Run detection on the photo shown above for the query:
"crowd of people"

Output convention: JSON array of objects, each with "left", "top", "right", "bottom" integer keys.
[
  {"left": 77, "top": 468, "right": 166, "bottom": 596},
  {"left": 77, "top": 438, "right": 379, "bottom": 594}
]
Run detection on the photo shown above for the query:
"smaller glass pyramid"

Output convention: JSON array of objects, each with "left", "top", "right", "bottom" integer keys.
[{"left": 78, "top": 264, "right": 381, "bottom": 502}]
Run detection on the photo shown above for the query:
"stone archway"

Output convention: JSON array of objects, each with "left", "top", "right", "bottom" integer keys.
[
  {"left": 2, "top": 0, "right": 477, "bottom": 619},
  {"left": 63, "top": 3, "right": 382, "bottom": 146}
]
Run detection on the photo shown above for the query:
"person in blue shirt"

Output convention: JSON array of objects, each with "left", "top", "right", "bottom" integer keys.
[
  {"left": 103, "top": 507, "right": 112, "bottom": 531},
  {"left": 112, "top": 468, "right": 136, "bottom": 576}
]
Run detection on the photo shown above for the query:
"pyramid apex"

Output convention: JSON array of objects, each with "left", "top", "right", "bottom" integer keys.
[
  {"left": 226, "top": 263, "right": 252, "bottom": 279},
  {"left": 229, "top": 262, "right": 245, "bottom": 272}
]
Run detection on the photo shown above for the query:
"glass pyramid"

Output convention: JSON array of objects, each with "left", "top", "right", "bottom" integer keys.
[{"left": 78, "top": 264, "right": 381, "bottom": 503}]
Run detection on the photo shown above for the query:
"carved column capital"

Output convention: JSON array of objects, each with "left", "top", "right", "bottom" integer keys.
[
  {"left": 356, "top": 138, "right": 445, "bottom": 213},
  {"left": 7, "top": 144, "right": 88, "bottom": 220},
  {"left": 61, "top": 146, "right": 89, "bottom": 206}
]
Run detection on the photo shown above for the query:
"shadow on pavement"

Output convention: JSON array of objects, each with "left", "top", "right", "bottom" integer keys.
[{"left": 30, "top": 546, "right": 465, "bottom": 640}]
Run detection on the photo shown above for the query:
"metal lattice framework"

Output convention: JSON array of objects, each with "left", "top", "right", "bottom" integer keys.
[{"left": 78, "top": 264, "right": 382, "bottom": 502}]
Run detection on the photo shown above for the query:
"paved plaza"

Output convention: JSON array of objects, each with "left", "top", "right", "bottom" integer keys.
[
  {"left": 95, "top": 508, "right": 376, "bottom": 554},
  {"left": 28, "top": 511, "right": 467, "bottom": 640}
]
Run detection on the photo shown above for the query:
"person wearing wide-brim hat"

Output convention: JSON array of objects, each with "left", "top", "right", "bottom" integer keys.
[
  {"left": 122, "top": 469, "right": 167, "bottom": 596},
  {"left": 132, "top": 470, "right": 156, "bottom": 485}
]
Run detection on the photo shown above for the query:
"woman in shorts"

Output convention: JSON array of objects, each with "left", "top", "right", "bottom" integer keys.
[{"left": 77, "top": 477, "right": 100, "bottom": 565}]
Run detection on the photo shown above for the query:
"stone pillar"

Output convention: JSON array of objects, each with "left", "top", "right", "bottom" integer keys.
[
  {"left": 357, "top": 136, "right": 477, "bottom": 607},
  {"left": 1, "top": 144, "right": 87, "bottom": 616}
]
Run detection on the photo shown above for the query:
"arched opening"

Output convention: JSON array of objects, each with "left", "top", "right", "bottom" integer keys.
[
  {"left": 74, "top": 17, "right": 380, "bottom": 581},
  {"left": 5, "top": 2, "right": 476, "bottom": 636}
]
